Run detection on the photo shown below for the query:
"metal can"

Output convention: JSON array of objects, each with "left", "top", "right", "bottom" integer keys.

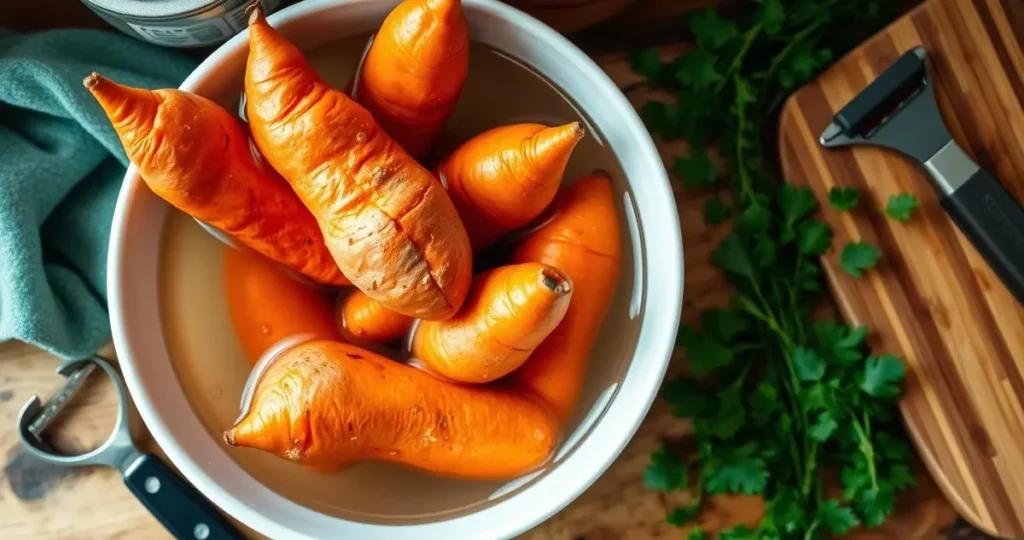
[{"left": 82, "top": 0, "right": 282, "bottom": 48}]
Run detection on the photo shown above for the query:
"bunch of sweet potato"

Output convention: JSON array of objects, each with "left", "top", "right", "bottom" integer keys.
[{"left": 89, "top": 0, "right": 621, "bottom": 481}]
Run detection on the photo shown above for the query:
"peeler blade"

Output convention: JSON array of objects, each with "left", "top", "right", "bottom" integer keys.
[{"left": 819, "top": 46, "right": 952, "bottom": 162}]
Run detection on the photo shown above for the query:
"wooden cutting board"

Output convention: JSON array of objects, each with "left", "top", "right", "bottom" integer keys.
[{"left": 779, "top": 0, "right": 1024, "bottom": 536}]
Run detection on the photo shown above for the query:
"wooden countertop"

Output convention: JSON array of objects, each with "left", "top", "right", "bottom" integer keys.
[{"left": 0, "top": 0, "right": 982, "bottom": 538}]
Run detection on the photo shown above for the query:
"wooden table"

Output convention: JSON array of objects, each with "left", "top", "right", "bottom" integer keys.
[{"left": 0, "top": 0, "right": 979, "bottom": 538}]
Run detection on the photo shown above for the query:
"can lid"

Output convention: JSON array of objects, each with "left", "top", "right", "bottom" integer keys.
[{"left": 85, "top": 0, "right": 227, "bottom": 19}]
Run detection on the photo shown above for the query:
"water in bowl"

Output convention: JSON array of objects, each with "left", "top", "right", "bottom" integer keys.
[{"left": 159, "top": 35, "right": 645, "bottom": 523}]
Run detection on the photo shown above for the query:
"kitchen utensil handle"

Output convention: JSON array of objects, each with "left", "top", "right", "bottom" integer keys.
[
  {"left": 123, "top": 454, "right": 243, "bottom": 540},
  {"left": 941, "top": 167, "right": 1024, "bottom": 303}
]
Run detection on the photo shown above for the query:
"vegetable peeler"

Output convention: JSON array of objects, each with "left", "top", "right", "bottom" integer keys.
[
  {"left": 820, "top": 46, "right": 1024, "bottom": 304},
  {"left": 17, "top": 356, "right": 243, "bottom": 540}
]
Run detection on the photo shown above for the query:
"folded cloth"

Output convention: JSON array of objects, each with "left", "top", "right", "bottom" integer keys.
[{"left": 0, "top": 29, "right": 196, "bottom": 359}]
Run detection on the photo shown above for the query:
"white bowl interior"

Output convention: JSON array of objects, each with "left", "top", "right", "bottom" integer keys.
[{"left": 108, "top": 1, "right": 682, "bottom": 538}]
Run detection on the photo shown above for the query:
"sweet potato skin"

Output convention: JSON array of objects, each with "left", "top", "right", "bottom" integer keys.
[
  {"left": 357, "top": 0, "right": 469, "bottom": 157},
  {"left": 225, "top": 340, "right": 558, "bottom": 479},
  {"left": 338, "top": 290, "right": 413, "bottom": 344},
  {"left": 439, "top": 122, "right": 584, "bottom": 249},
  {"left": 245, "top": 7, "right": 472, "bottom": 320},
  {"left": 223, "top": 247, "right": 342, "bottom": 365},
  {"left": 412, "top": 262, "right": 572, "bottom": 383},
  {"left": 85, "top": 74, "right": 348, "bottom": 287},
  {"left": 511, "top": 173, "right": 622, "bottom": 421}
]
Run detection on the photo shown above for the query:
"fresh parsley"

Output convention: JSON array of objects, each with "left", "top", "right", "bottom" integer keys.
[
  {"left": 840, "top": 242, "right": 881, "bottom": 277},
  {"left": 828, "top": 187, "right": 860, "bottom": 212},
  {"left": 705, "top": 196, "right": 734, "bottom": 224},
  {"left": 632, "top": 1, "right": 913, "bottom": 537},
  {"left": 886, "top": 193, "right": 919, "bottom": 221}
]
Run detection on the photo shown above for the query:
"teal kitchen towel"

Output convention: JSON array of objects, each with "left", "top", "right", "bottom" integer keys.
[{"left": 0, "top": 29, "right": 196, "bottom": 359}]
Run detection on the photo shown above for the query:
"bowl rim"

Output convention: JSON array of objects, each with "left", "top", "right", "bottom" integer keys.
[{"left": 107, "top": 0, "right": 684, "bottom": 538}]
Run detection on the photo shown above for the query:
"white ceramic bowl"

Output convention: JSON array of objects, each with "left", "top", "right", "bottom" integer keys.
[{"left": 107, "top": 0, "right": 683, "bottom": 538}]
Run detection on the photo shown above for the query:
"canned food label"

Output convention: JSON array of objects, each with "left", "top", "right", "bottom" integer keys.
[
  {"left": 127, "top": 19, "right": 232, "bottom": 46},
  {"left": 124, "top": 0, "right": 280, "bottom": 47}
]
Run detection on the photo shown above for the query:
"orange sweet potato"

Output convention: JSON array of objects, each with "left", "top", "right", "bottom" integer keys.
[
  {"left": 411, "top": 263, "right": 572, "bottom": 383},
  {"left": 337, "top": 290, "right": 413, "bottom": 344},
  {"left": 511, "top": 172, "right": 621, "bottom": 421},
  {"left": 245, "top": 6, "right": 472, "bottom": 320},
  {"left": 85, "top": 74, "right": 348, "bottom": 287},
  {"left": 439, "top": 122, "right": 584, "bottom": 249},
  {"left": 224, "top": 340, "right": 558, "bottom": 479},
  {"left": 223, "top": 246, "right": 342, "bottom": 365},
  {"left": 356, "top": 0, "right": 469, "bottom": 157}
]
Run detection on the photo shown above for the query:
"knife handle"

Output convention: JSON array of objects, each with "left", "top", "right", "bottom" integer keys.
[
  {"left": 940, "top": 167, "right": 1024, "bottom": 303},
  {"left": 124, "top": 454, "right": 244, "bottom": 540}
]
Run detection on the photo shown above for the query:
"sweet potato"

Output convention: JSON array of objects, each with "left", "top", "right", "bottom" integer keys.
[
  {"left": 337, "top": 290, "right": 413, "bottom": 344},
  {"left": 223, "top": 246, "right": 342, "bottom": 365},
  {"left": 411, "top": 263, "right": 572, "bottom": 383},
  {"left": 224, "top": 340, "right": 558, "bottom": 479},
  {"left": 245, "top": 6, "right": 472, "bottom": 320},
  {"left": 84, "top": 74, "right": 348, "bottom": 287},
  {"left": 356, "top": 0, "right": 469, "bottom": 157},
  {"left": 511, "top": 172, "right": 622, "bottom": 420},
  {"left": 439, "top": 122, "right": 584, "bottom": 249}
]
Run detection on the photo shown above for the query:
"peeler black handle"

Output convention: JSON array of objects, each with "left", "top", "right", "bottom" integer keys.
[
  {"left": 124, "top": 454, "right": 244, "bottom": 540},
  {"left": 940, "top": 167, "right": 1024, "bottom": 303}
]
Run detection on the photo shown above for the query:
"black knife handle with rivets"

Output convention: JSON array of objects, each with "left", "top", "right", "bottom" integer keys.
[{"left": 123, "top": 454, "right": 244, "bottom": 540}]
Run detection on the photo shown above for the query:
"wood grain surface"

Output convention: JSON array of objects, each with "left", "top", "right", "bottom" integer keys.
[{"left": 778, "top": 0, "right": 1024, "bottom": 536}]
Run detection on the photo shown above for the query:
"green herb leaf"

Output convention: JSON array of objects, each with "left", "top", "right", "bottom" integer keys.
[
  {"left": 685, "top": 334, "right": 735, "bottom": 375},
  {"left": 686, "top": 527, "right": 708, "bottom": 540},
  {"left": 644, "top": 445, "right": 688, "bottom": 491},
  {"left": 720, "top": 525, "right": 755, "bottom": 540},
  {"left": 781, "top": 44, "right": 833, "bottom": 89},
  {"left": 886, "top": 193, "right": 919, "bottom": 221},
  {"left": 630, "top": 48, "right": 663, "bottom": 80},
  {"left": 829, "top": 187, "right": 860, "bottom": 211},
  {"left": 640, "top": 101, "right": 675, "bottom": 138},
  {"left": 838, "top": 325, "right": 869, "bottom": 349},
  {"left": 705, "top": 455, "right": 769, "bottom": 494},
  {"left": 861, "top": 355, "right": 905, "bottom": 398},
  {"left": 798, "top": 219, "right": 832, "bottom": 255},
  {"left": 753, "top": 235, "right": 777, "bottom": 266},
  {"left": 641, "top": 0, "right": 909, "bottom": 533},
  {"left": 735, "top": 77, "right": 756, "bottom": 104},
  {"left": 780, "top": 184, "right": 818, "bottom": 227},
  {"left": 855, "top": 487, "right": 896, "bottom": 527},
  {"left": 755, "top": 0, "right": 786, "bottom": 35},
  {"left": 738, "top": 195, "right": 773, "bottom": 231},
  {"left": 793, "top": 346, "right": 825, "bottom": 381},
  {"left": 887, "top": 464, "right": 918, "bottom": 490},
  {"left": 708, "top": 387, "right": 746, "bottom": 438},
  {"left": 702, "top": 308, "right": 749, "bottom": 341},
  {"left": 713, "top": 234, "right": 755, "bottom": 279},
  {"left": 663, "top": 377, "right": 708, "bottom": 418},
  {"left": 799, "top": 383, "right": 830, "bottom": 411},
  {"left": 818, "top": 499, "right": 860, "bottom": 535},
  {"left": 675, "top": 50, "right": 725, "bottom": 90},
  {"left": 667, "top": 505, "right": 701, "bottom": 527},
  {"left": 690, "top": 9, "right": 739, "bottom": 50},
  {"left": 704, "top": 196, "right": 733, "bottom": 224},
  {"left": 674, "top": 149, "right": 718, "bottom": 188},
  {"left": 840, "top": 241, "right": 881, "bottom": 277},
  {"left": 809, "top": 410, "right": 838, "bottom": 442}
]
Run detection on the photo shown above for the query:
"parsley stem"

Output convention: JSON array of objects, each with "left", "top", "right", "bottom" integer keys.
[
  {"left": 716, "top": 24, "right": 762, "bottom": 93},
  {"left": 850, "top": 414, "right": 879, "bottom": 491},
  {"left": 803, "top": 521, "right": 820, "bottom": 540},
  {"left": 802, "top": 442, "right": 818, "bottom": 498}
]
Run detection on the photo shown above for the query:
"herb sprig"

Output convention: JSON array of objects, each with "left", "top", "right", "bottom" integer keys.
[{"left": 631, "top": 1, "right": 914, "bottom": 537}]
